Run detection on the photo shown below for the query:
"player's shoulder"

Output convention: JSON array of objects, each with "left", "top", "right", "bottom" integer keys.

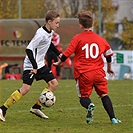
[
  {"left": 94, "top": 33, "right": 108, "bottom": 43},
  {"left": 72, "top": 33, "right": 82, "bottom": 39},
  {"left": 37, "top": 27, "right": 51, "bottom": 37},
  {"left": 34, "top": 27, "right": 43, "bottom": 36},
  {"left": 37, "top": 27, "right": 44, "bottom": 33}
]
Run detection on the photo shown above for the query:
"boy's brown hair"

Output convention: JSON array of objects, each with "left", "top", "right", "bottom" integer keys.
[
  {"left": 77, "top": 10, "right": 93, "bottom": 28},
  {"left": 45, "top": 10, "right": 60, "bottom": 22}
]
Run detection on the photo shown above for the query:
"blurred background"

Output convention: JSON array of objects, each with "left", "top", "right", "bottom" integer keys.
[{"left": 0, "top": 0, "right": 133, "bottom": 80}]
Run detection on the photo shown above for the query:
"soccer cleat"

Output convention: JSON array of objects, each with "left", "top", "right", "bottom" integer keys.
[
  {"left": 111, "top": 118, "right": 122, "bottom": 124},
  {"left": 86, "top": 103, "right": 95, "bottom": 124},
  {"left": 30, "top": 108, "right": 49, "bottom": 119},
  {"left": 0, "top": 108, "right": 6, "bottom": 122}
]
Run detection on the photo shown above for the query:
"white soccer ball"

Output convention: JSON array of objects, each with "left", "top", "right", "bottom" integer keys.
[
  {"left": 123, "top": 73, "right": 131, "bottom": 80},
  {"left": 39, "top": 91, "right": 56, "bottom": 107}
]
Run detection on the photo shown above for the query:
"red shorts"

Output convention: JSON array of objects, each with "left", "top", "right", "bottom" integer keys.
[{"left": 77, "top": 69, "right": 108, "bottom": 97}]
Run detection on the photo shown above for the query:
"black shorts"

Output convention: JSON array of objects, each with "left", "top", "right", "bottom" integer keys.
[{"left": 22, "top": 65, "right": 55, "bottom": 86}]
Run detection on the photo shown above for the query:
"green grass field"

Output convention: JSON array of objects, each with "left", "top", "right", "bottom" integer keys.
[{"left": 0, "top": 80, "right": 132, "bottom": 133}]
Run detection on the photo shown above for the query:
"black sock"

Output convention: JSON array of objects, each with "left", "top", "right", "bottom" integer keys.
[
  {"left": 101, "top": 95, "right": 115, "bottom": 119},
  {"left": 0, "top": 105, "right": 7, "bottom": 116},
  {"left": 32, "top": 104, "right": 41, "bottom": 109},
  {"left": 80, "top": 97, "right": 91, "bottom": 109}
]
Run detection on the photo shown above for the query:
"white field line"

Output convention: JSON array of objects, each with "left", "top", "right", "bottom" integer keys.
[{"left": 16, "top": 104, "right": 132, "bottom": 113}]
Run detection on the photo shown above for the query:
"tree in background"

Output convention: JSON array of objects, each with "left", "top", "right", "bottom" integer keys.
[
  {"left": 22, "top": 0, "right": 45, "bottom": 18},
  {"left": 0, "top": 0, "right": 18, "bottom": 19},
  {"left": 86, "top": 0, "right": 116, "bottom": 41},
  {"left": 0, "top": 0, "right": 45, "bottom": 19},
  {"left": 43, "top": 0, "right": 116, "bottom": 40},
  {"left": 43, "top": 0, "right": 82, "bottom": 18},
  {"left": 100, "top": 0, "right": 116, "bottom": 40},
  {"left": 120, "top": 18, "right": 133, "bottom": 50}
]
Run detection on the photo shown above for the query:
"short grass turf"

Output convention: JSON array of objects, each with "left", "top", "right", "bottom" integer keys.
[{"left": 0, "top": 79, "right": 132, "bottom": 133}]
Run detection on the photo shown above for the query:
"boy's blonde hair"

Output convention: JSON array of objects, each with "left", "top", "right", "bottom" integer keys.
[{"left": 45, "top": 10, "right": 60, "bottom": 22}]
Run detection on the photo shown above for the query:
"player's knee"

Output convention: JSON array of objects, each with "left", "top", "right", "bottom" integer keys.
[
  {"left": 48, "top": 80, "right": 58, "bottom": 91},
  {"left": 54, "top": 80, "right": 58, "bottom": 87},
  {"left": 19, "top": 85, "right": 30, "bottom": 95},
  {"left": 100, "top": 94, "right": 108, "bottom": 98},
  {"left": 52, "top": 80, "right": 58, "bottom": 89}
]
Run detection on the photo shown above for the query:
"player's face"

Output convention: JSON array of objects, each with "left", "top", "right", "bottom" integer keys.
[{"left": 49, "top": 17, "right": 60, "bottom": 31}]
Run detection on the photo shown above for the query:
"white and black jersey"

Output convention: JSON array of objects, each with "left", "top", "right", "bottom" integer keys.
[{"left": 23, "top": 26, "right": 57, "bottom": 70}]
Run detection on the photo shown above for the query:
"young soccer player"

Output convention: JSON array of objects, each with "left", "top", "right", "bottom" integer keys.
[
  {"left": 0, "top": 10, "right": 61, "bottom": 122},
  {"left": 53, "top": 10, "right": 121, "bottom": 124}
]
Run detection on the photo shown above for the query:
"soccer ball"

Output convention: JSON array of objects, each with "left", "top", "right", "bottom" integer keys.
[
  {"left": 39, "top": 91, "right": 56, "bottom": 107},
  {"left": 123, "top": 73, "right": 131, "bottom": 80}
]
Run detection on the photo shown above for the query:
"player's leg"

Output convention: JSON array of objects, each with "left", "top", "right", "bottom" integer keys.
[
  {"left": 30, "top": 83, "right": 57, "bottom": 119},
  {"left": 0, "top": 70, "right": 34, "bottom": 122},
  {"left": 76, "top": 73, "right": 95, "bottom": 124},
  {"left": 0, "top": 90, "right": 23, "bottom": 122},
  {"left": 30, "top": 66, "right": 58, "bottom": 119},
  {"left": 94, "top": 69, "right": 121, "bottom": 124},
  {"left": 101, "top": 94, "right": 121, "bottom": 124}
]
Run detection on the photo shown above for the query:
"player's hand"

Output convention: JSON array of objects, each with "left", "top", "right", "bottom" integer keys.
[
  {"left": 58, "top": 53, "right": 63, "bottom": 59},
  {"left": 30, "top": 69, "right": 37, "bottom": 74},
  {"left": 53, "top": 59, "right": 62, "bottom": 66},
  {"left": 53, "top": 61, "right": 60, "bottom": 66},
  {"left": 107, "top": 68, "right": 115, "bottom": 77}
]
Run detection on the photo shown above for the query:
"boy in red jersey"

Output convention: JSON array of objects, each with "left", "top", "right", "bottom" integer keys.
[{"left": 53, "top": 10, "right": 121, "bottom": 124}]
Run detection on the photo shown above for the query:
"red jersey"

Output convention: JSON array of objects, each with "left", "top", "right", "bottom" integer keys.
[{"left": 63, "top": 30, "right": 113, "bottom": 79}]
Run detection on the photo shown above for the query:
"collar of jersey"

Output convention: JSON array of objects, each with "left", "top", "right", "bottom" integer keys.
[
  {"left": 42, "top": 25, "right": 52, "bottom": 33},
  {"left": 84, "top": 29, "right": 93, "bottom": 32}
]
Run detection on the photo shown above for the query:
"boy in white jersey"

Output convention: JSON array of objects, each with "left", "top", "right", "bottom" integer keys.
[{"left": 0, "top": 10, "right": 61, "bottom": 122}]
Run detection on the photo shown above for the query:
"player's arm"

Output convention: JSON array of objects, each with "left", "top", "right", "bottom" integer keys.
[
  {"left": 53, "top": 35, "right": 78, "bottom": 66},
  {"left": 53, "top": 54, "right": 67, "bottom": 66},
  {"left": 25, "top": 49, "right": 37, "bottom": 74},
  {"left": 49, "top": 42, "right": 60, "bottom": 56},
  {"left": 106, "top": 56, "right": 114, "bottom": 76},
  {"left": 26, "top": 33, "right": 42, "bottom": 74},
  {"left": 53, "top": 40, "right": 76, "bottom": 66},
  {"left": 103, "top": 39, "right": 114, "bottom": 76}
]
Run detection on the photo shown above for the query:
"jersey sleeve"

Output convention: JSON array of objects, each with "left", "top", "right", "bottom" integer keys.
[
  {"left": 49, "top": 42, "right": 60, "bottom": 56},
  {"left": 63, "top": 35, "right": 79, "bottom": 57},
  {"left": 25, "top": 49, "right": 37, "bottom": 69},
  {"left": 103, "top": 39, "right": 113, "bottom": 57}
]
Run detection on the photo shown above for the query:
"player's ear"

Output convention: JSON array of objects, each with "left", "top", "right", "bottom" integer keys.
[
  {"left": 92, "top": 22, "right": 94, "bottom": 27},
  {"left": 48, "top": 19, "right": 52, "bottom": 24},
  {"left": 79, "top": 24, "right": 83, "bottom": 29}
]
